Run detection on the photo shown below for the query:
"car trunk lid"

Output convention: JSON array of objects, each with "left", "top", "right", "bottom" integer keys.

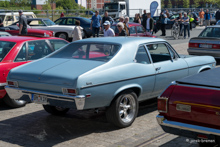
[{"left": 189, "top": 37, "right": 220, "bottom": 49}]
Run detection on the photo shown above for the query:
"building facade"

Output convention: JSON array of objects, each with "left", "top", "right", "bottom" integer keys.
[{"left": 87, "top": 0, "right": 111, "bottom": 9}]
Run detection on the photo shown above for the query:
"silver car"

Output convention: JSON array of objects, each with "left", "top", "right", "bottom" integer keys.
[{"left": 188, "top": 26, "right": 220, "bottom": 58}]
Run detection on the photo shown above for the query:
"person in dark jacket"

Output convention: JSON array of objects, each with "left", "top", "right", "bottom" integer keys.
[
  {"left": 216, "top": 9, "right": 220, "bottom": 23},
  {"left": 18, "top": 10, "right": 27, "bottom": 35},
  {"left": 146, "top": 12, "right": 154, "bottom": 34},
  {"left": 117, "top": 22, "right": 127, "bottom": 36},
  {"left": 101, "top": 11, "right": 114, "bottom": 29},
  {"left": 160, "top": 13, "right": 169, "bottom": 36},
  {"left": 142, "top": 10, "right": 147, "bottom": 30},
  {"left": 204, "top": 9, "right": 212, "bottom": 27}
]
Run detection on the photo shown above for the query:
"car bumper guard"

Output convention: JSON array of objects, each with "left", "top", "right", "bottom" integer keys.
[{"left": 5, "top": 85, "right": 86, "bottom": 110}]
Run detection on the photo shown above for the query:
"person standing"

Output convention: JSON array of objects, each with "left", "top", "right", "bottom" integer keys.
[
  {"left": 199, "top": 9, "right": 205, "bottom": 26},
  {"left": 0, "top": 16, "right": 3, "bottom": 27},
  {"left": 160, "top": 13, "right": 169, "bottom": 36},
  {"left": 142, "top": 10, "right": 147, "bottom": 30},
  {"left": 204, "top": 9, "right": 212, "bottom": 27},
  {"left": 119, "top": 16, "right": 129, "bottom": 35},
  {"left": 72, "top": 20, "right": 83, "bottom": 41},
  {"left": 183, "top": 12, "right": 190, "bottom": 39},
  {"left": 146, "top": 12, "right": 154, "bottom": 34},
  {"left": 103, "top": 21, "right": 115, "bottom": 37},
  {"left": 60, "top": 12, "right": 64, "bottom": 18},
  {"left": 216, "top": 9, "right": 220, "bottom": 23},
  {"left": 101, "top": 11, "right": 114, "bottom": 29},
  {"left": 90, "top": 11, "right": 102, "bottom": 37},
  {"left": 117, "top": 22, "right": 127, "bottom": 36},
  {"left": 133, "top": 13, "right": 141, "bottom": 24},
  {"left": 18, "top": 10, "right": 27, "bottom": 35}
]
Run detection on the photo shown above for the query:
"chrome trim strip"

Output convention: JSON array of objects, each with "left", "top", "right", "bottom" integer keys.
[
  {"left": 156, "top": 115, "right": 220, "bottom": 136},
  {"left": 0, "top": 83, "right": 7, "bottom": 86},
  {"left": 5, "top": 86, "right": 85, "bottom": 110},
  {"left": 176, "top": 82, "right": 220, "bottom": 91}
]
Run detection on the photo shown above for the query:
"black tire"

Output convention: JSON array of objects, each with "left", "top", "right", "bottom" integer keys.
[
  {"left": 3, "top": 94, "right": 26, "bottom": 108},
  {"left": 83, "top": 30, "right": 87, "bottom": 39},
  {"left": 43, "top": 105, "right": 70, "bottom": 116},
  {"left": 106, "top": 90, "right": 138, "bottom": 128},
  {"left": 56, "top": 32, "right": 68, "bottom": 40}
]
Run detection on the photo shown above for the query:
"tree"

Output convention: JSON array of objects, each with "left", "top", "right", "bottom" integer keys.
[
  {"left": 183, "top": 0, "right": 190, "bottom": 8},
  {"left": 167, "top": 0, "right": 172, "bottom": 8},
  {"left": 56, "top": 0, "right": 78, "bottom": 10},
  {"left": 194, "top": 0, "right": 200, "bottom": 8},
  {"left": 161, "top": 1, "right": 165, "bottom": 9},
  {"left": 42, "top": 1, "right": 51, "bottom": 10}
]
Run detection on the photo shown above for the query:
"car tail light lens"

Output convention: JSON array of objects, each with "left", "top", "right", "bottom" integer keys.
[
  {"left": 196, "top": 18, "right": 198, "bottom": 21},
  {"left": 62, "top": 88, "right": 77, "bottom": 95},
  {"left": 212, "top": 44, "right": 220, "bottom": 49},
  {"left": 189, "top": 43, "right": 199, "bottom": 48},
  {"left": 158, "top": 97, "right": 168, "bottom": 113},
  {"left": 7, "top": 81, "right": 18, "bottom": 87}
]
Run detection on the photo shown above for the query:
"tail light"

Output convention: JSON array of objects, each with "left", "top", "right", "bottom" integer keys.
[
  {"left": 196, "top": 18, "right": 198, "bottom": 21},
  {"left": 7, "top": 81, "right": 18, "bottom": 87},
  {"left": 62, "top": 88, "right": 77, "bottom": 95},
  {"left": 158, "top": 81, "right": 176, "bottom": 113},
  {"left": 158, "top": 97, "right": 168, "bottom": 113},
  {"left": 189, "top": 43, "right": 199, "bottom": 48},
  {"left": 212, "top": 44, "right": 220, "bottom": 49}
]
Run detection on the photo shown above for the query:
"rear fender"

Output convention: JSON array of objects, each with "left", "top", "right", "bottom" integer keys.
[{"left": 114, "top": 84, "right": 142, "bottom": 99}]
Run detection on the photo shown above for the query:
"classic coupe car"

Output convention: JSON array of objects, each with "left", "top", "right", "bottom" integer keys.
[
  {"left": 0, "top": 26, "right": 54, "bottom": 37},
  {"left": 188, "top": 26, "right": 220, "bottom": 58},
  {"left": 5, "top": 37, "right": 215, "bottom": 128},
  {"left": 111, "top": 23, "right": 156, "bottom": 37},
  {"left": 0, "top": 36, "right": 68, "bottom": 108},
  {"left": 157, "top": 67, "right": 220, "bottom": 146},
  {"left": 10, "top": 18, "right": 77, "bottom": 40}
]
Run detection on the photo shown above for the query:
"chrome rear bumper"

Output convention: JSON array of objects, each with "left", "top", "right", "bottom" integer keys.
[
  {"left": 5, "top": 85, "right": 85, "bottom": 110},
  {"left": 156, "top": 115, "right": 220, "bottom": 136}
]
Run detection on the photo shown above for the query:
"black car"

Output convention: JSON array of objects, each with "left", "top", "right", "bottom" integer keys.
[{"left": 54, "top": 17, "right": 92, "bottom": 38}]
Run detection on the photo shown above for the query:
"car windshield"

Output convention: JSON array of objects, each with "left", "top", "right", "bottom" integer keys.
[
  {"left": 0, "top": 41, "right": 16, "bottom": 62},
  {"left": 198, "top": 27, "right": 220, "bottom": 38},
  {"left": 104, "top": 3, "right": 118, "bottom": 11},
  {"left": 49, "top": 43, "right": 121, "bottom": 62},
  {"left": 44, "top": 19, "right": 56, "bottom": 26}
]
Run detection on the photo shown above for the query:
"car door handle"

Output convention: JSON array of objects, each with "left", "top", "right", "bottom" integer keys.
[{"left": 155, "top": 67, "right": 161, "bottom": 71}]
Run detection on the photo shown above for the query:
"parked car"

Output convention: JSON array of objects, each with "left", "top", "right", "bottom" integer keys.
[
  {"left": 211, "top": 13, "right": 216, "bottom": 25},
  {"left": 54, "top": 17, "right": 92, "bottom": 38},
  {"left": 0, "top": 36, "right": 68, "bottom": 108},
  {"left": 111, "top": 22, "right": 156, "bottom": 37},
  {"left": 10, "top": 18, "right": 77, "bottom": 41},
  {"left": 157, "top": 67, "right": 220, "bottom": 146},
  {"left": 0, "top": 31, "right": 11, "bottom": 37},
  {"left": 85, "top": 11, "right": 95, "bottom": 15},
  {"left": 0, "top": 12, "right": 37, "bottom": 27},
  {"left": 188, "top": 26, "right": 220, "bottom": 58},
  {"left": 0, "top": 25, "right": 54, "bottom": 37},
  {"left": 5, "top": 37, "right": 215, "bottom": 128}
]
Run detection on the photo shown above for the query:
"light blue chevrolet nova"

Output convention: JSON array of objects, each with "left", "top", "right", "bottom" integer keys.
[{"left": 5, "top": 37, "right": 216, "bottom": 128}]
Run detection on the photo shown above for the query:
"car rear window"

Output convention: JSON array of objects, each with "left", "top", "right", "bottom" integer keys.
[
  {"left": 199, "top": 27, "right": 220, "bottom": 38},
  {"left": 49, "top": 43, "right": 121, "bottom": 62},
  {"left": 0, "top": 41, "right": 16, "bottom": 62}
]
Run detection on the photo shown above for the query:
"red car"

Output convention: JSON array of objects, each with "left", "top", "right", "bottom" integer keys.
[
  {"left": 111, "top": 22, "right": 156, "bottom": 37},
  {"left": 0, "top": 36, "right": 68, "bottom": 108},
  {"left": 0, "top": 26, "right": 54, "bottom": 37},
  {"left": 157, "top": 68, "right": 220, "bottom": 146}
]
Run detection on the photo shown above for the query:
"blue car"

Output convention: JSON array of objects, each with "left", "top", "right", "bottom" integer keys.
[
  {"left": 5, "top": 37, "right": 216, "bottom": 128},
  {"left": 54, "top": 17, "right": 92, "bottom": 38}
]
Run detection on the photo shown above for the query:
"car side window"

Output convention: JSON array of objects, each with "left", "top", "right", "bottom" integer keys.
[
  {"left": 6, "top": 16, "right": 14, "bottom": 21},
  {"left": 147, "top": 43, "right": 171, "bottom": 63},
  {"left": 48, "top": 40, "right": 68, "bottom": 50},
  {"left": 60, "top": 19, "right": 67, "bottom": 25},
  {"left": 129, "top": 26, "right": 136, "bottom": 34},
  {"left": 135, "top": 46, "right": 151, "bottom": 64},
  {"left": 67, "top": 18, "right": 73, "bottom": 25},
  {"left": 137, "top": 26, "right": 145, "bottom": 33},
  {"left": 27, "top": 40, "right": 52, "bottom": 60},
  {"left": 15, "top": 43, "right": 26, "bottom": 62},
  {"left": 54, "top": 19, "right": 63, "bottom": 25},
  {"left": 29, "top": 20, "right": 45, "bottom": 26}
]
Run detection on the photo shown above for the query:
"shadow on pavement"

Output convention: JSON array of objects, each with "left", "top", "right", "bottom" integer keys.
[{"left": 0, "top": 98, "right": 157, "bottom": 147}]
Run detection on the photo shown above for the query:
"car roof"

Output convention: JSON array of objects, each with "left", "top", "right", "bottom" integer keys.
[
  {"left": 207, "top": 25, "right": 220, "bottom": 28},
  {"left": 27, "top": 18, "right": 49, "bottom": 20},
  {"left": 0, "top": 36, "right": 59, "bottom": 43},
  {"left": 77, "top": 37, "right": 165, "bottom": 45}
]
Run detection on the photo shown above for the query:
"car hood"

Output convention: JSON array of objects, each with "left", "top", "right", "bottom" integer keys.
[{"left": 8, "top": 58, "right": 104, "bottom": 86}]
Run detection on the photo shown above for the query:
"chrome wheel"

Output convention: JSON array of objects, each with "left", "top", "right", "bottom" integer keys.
[
  {"left": 119, "top": 94, "right": 136, "bottom": 123},
  {"left": 58, "top": 33, "right": 67, "bottom": 40}
]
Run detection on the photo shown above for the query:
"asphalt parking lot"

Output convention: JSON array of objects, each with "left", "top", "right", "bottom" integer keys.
[{"left": 0, "top": 26, "right": 219, "bottom": 147}]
